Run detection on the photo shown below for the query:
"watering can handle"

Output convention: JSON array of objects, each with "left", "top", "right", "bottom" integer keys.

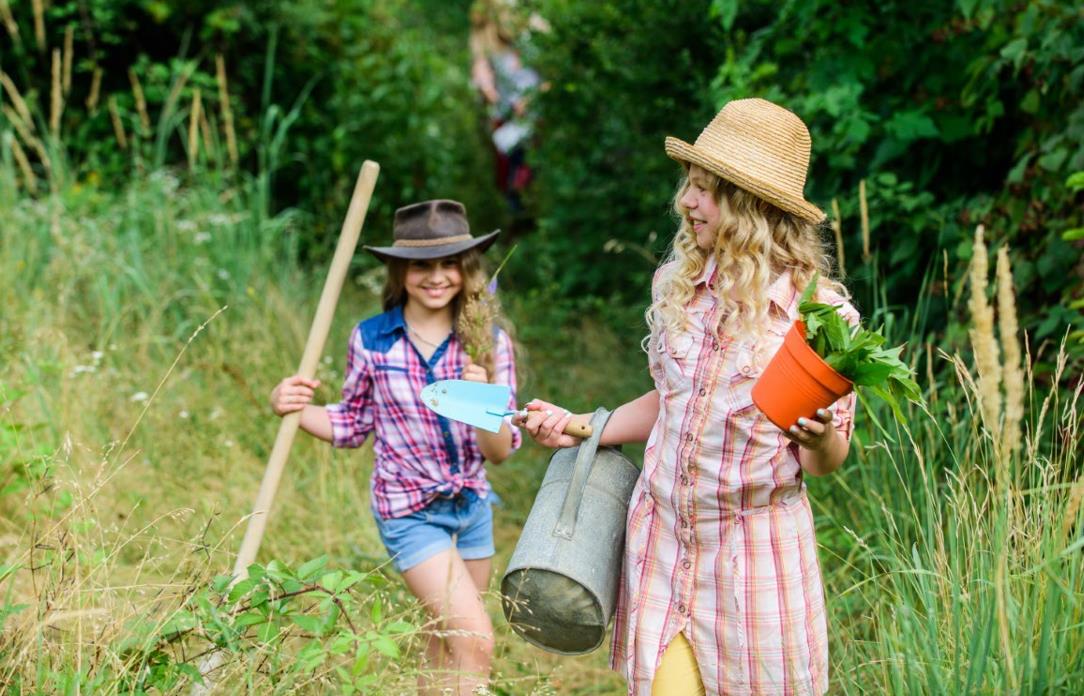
[{"left": 553, "top": 407, "right": 613, "bottom": 540}]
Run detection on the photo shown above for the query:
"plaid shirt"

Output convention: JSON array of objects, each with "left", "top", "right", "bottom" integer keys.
[
  {"left": 611, "top": 259, "right": 858, "bottom": 695},
  {"left": 326, "top": 305, "right": 521, "bottom": 519}
]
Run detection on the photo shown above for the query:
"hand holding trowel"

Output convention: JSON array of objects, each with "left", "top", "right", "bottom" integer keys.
[{"left": 421, "top": 380, "right": 593, "bottom": 437}]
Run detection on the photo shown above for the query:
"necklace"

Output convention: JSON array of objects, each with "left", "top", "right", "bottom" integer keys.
[{"left": 407, "top": 323, "right": 450, "bottom": 349}]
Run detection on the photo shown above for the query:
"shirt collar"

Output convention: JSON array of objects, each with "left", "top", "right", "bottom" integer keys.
[
  {"left": 696, "top": 258, "right": 797, "bottom": 313},
  {"left": 767, "top": 270, "right": 797, "bottom": 313},
  {"left": 693, "top": 254, "right": 718, "bottom": 287},
  {"left": 377, "top": 304, "right": 407, "bottom": 337}
]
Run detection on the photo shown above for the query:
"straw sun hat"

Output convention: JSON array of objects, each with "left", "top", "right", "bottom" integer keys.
[{"left": 665, "top": 98, "right": 825, "bottom": 223}]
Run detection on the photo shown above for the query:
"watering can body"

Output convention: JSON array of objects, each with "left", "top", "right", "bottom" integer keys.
[{"left": 500, "top": 409, "right": 640, "bottom": 654}]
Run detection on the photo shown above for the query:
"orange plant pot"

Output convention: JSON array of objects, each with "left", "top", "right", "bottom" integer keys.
[{"left": 751, "top": 320, "right": 854, "bottom": 432}]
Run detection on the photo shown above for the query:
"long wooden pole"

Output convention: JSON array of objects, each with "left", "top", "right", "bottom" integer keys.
[
  {"left": 196, "top": 161, "right": 379, "bottom": 693},
  {"left": 232, "top": 160, "right": 379, "bottom": 577}
]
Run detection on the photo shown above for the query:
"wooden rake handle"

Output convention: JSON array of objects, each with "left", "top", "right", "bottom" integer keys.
[{"left": 232, "top": 161, "right": 380, "bottom": 579}]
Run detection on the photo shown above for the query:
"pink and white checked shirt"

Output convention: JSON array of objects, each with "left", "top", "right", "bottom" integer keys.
[
  {"left": 611, "top": 260, "right": 858, "bottom": 695},
  {"left": 326, "top": 305, "right": 521, "bottom": 519}
]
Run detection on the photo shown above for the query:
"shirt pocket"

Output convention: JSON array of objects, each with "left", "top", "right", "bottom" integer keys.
[
  {"left": 657, "top": 330, "right": 695, "bottom": 389},
  {"left": 728, "top": 328, "right": 788, "bottom": 414},
  {"left": 371, "top": 360, "right": 415, "bottom": 407}
]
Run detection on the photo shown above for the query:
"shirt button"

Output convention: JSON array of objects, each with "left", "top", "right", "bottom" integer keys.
[
  {"left": 443, "top": 431, "right": 450, "bottom": 438},
  {"left": 680, "top": 519, "right": 688, "bottom": 528},
  {"left": 680, "top": 475, "right": 689, "bottom": 486},
  {"left": 741, "top": 366, "right": 753, "bottom": 376},
  {"left": 678, "top": 603, "right": 687, "bottom": 615},
  {"left": 682, "top": 559, "right": 692, "bottom": 570},
  {"left": 685, "top": 433, "right": 694, "bottom": 442},
  {"left": 698, "top": 387, "right": 707, "bottom": 396}
]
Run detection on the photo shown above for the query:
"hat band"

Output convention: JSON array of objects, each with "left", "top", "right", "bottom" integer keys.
[{"left": 393, "top": 234, "right": 473, "bottom": 248}]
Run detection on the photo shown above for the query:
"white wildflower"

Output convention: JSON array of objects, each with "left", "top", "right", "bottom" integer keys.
[
  {"left": 177, "top": 220, "right": 197, "bottom": 232},
  {"left": 194, "top": 231, "right": 211, "bottom": 244},
  {"left": 130, "top": 391, "right": 149, "bottom": 403},
  {"left": 217, "top": 268, "right": 230, "bottom": 280}
]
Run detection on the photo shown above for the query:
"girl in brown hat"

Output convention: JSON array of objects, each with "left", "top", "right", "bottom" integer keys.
[
  {"left": 270, "top": 200, "right": 520, "bottom": 694},
  {"left": 517, "top": 99, "right": 858, "bottom": 695}
]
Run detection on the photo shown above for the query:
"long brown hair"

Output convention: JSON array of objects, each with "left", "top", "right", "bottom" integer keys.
[{"left": 381, "top": 249, "right": 504, "bottom": 377}]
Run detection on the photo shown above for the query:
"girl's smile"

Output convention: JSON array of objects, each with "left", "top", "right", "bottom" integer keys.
[
  {"left": 680, "top": 164, "right": 723, "bottom": 250},
  {"left": 405, "top": 257, "right": 463, "bottom": 310}
]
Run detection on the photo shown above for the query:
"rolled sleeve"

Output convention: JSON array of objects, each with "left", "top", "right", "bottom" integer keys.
[
  {"left": 828, "top": 390, "right": 857, "bottom": 443},
  {"left": 493, "top": 328, "right": 522, "bottom": 452},
  {"left": 326, "top": 326, "right": 375, "bottom": 448}
]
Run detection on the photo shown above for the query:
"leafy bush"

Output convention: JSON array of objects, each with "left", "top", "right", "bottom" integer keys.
[
  {"left": 509, "top": 0, "right": 728, "bottom": 301},
  {"left": 0, "top": 0, "right": 503, "bottom": 260}
]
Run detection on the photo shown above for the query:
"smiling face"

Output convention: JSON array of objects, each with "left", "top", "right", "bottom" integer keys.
[
  {"left": 403, "top": 256, "right": 463, "bottom": 312},
  {"left": 679, "top": 164, "right": 724, "bottom": 250}
]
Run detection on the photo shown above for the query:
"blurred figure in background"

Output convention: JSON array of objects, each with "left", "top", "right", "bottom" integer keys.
[{"left": 470, "top": 0, "right": 546, "bottom": 222}]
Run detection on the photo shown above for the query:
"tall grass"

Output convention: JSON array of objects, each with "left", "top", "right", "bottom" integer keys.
[
  {"left": 2, "top": 39, "right": 1081, "bottom": 696},
  {"left": 3, "top": 159, "right": 1081, "bottom": 692}
]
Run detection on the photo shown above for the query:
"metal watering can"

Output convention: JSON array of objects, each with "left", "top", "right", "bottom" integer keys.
[{"left": 500, "top": 408, "right": 640, "bottom": 654}]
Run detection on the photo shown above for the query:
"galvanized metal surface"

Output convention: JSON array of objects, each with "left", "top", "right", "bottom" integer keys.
[{"left": 501, "top": 408, "right": 640, "bottom": 654}]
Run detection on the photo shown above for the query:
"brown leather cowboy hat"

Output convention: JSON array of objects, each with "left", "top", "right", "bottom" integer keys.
[{"left": 364, "top": 199, "right": 500, "bottom": 261}]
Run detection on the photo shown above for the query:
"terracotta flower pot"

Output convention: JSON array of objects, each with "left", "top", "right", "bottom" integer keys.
[{"left": 751, "top": 320, "right": 854, "bottom": 431}]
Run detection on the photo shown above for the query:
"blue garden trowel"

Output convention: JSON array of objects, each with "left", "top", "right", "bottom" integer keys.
[{"left": 420, "top": 380, "right": 593, "bottom": 437}]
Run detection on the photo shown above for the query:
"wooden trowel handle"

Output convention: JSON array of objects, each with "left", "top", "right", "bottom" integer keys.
[{"left": 564, "top": 418, "right": 593, "bottom": 438}]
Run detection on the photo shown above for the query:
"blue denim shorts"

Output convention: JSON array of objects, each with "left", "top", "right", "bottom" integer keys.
[{"left": 374, "top": 490, "right": 499, "bottom": 573}]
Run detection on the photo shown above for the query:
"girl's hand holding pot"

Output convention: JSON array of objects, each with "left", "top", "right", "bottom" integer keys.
[
  {"left": 515, "top": 399, "right": 582, "bottom": 449},
  {"left": 784, "top": 408, "right": 836, "bottom": 452}
]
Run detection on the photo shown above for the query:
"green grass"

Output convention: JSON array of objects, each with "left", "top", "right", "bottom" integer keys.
[{"left": 1, "top": 167, "right": 1082, "bottom": 693}]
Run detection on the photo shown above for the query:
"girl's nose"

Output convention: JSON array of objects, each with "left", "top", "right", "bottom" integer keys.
[{"left": 680, "top": 187, "right": 697, "bottom": 209}]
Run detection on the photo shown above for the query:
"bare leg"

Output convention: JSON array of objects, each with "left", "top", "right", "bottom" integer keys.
[
  {"left": 464, "top": 557, "right": 492, "bottom": 595},
  {"left": 404, "top": 549, "right": 495, "bottom": 695}
]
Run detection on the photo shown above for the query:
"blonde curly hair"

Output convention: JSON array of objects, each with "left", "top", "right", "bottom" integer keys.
[{"left": 646, "top": 167, "right": 847, "bottom": 350}]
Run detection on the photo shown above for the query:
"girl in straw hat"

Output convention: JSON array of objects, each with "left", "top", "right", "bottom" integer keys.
[
  {"left": 271, "top": 200, "right": 521, "bottom": 694},
  {"left": 516, "top": 98, "right": 857, "bottom": 695}
]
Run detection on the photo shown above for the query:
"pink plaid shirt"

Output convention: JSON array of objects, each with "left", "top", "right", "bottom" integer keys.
[
  {"left": 611, "top": 260, "right": 858, "bottom": 695},
  {"left": 326, "top": 305, "right": 521, "bottom": 519}
]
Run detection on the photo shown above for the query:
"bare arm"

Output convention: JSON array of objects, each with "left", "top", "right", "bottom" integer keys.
[
  {"left": 270, "top": 376, "right": 333, "bottom": 442},
  {"left": 598, "top": 390, "right": 660, "bottom": 446},
  {"left": 462, "top": 359, "right": 514, "bottom": 464},
  {"left": 475, "top": 423, "right": 514, "bottom": 464},
  {"left": 787, "top": 408, "right": 850, "bottom": 476},
  {"left": 516, "top": 389, "right": 660, "bottom": 449}
]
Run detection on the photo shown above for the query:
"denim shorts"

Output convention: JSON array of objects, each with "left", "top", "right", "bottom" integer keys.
[{"left": 374, "top": 490, "right": 499, "bottom": 573}]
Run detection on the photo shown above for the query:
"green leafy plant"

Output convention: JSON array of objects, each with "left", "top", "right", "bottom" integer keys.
[{"left": 798, "top": 276, "right": 923, "bottom": 421}]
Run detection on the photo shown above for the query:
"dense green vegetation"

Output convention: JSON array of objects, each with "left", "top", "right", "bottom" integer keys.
[{"left": 2, "top": 0, "right": 1082, "bottom": 693}]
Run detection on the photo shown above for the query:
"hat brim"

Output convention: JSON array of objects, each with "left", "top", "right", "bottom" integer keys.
[
  {"left": 664, "top": 137, "right": 825, "bottom": 224},
  {"left": 364, "top": 229, "right": 501, "bottom": 262}
]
